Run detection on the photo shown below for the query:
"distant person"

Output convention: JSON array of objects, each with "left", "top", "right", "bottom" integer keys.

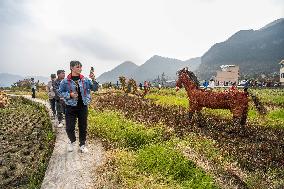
[
  {"left": 46, "top": 74, "right": 57, "bottom": 117},
  {"left": 59, "top": 61, "right": 98, "bottom": 153},
  {"left": 116, "top": 80, "right": 119, "bottom": 89},
  {"left": 139, "top": 83, "right": 143, "bottom": 90},
  {"left": 31, "top": 78, "right": 36, "bottom": 98},
  {"left": 144, "top": 81, "right": 148, "bottom": 90},
  {"left": 143, "top": 81, "right": 149, "bottom": 95},
  {"left": 208, "top": 79, "right": 215, "bottom": 90},
  {"left": 158, "top": 83, "right": 162, "bottom": 90},
  {"left": 243, "top": 79, "right": 249, "bottom": 92},
  {"left": 54, "top": 70, "right": 65, "bottom": 128},
  {"left": 148, "top": 81, "right": 151, "bottom": 90},
  {"left": 203, "top": 80, "right": 209, "bottom": 89}
]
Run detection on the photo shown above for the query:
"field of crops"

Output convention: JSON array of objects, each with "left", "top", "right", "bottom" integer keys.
[
  {"left": 2, "top": 87, "right": 283, "bottom": 188},
  {"left": 89, "top": 88, "right": 284, "bottom": 189},
  {"left": 0, "top": 97, "right": 55, "bottom": 188}
]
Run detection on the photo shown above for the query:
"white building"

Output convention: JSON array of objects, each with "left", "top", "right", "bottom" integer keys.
[{"left": 215, "top": 65, "right": 239, "bottom": 86}]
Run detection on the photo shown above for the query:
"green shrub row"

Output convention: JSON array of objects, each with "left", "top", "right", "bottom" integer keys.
[{"left": 88, "top": 109, "right": 218, "bottom": 188}]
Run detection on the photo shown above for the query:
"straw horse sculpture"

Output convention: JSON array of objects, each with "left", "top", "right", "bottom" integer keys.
[{"left": 176, "top": 68, "right": 266, "bottom": 126}]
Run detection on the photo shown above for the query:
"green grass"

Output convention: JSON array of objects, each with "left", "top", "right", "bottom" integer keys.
[
  {"left": 146, "top": 94, "right": 189, "bottom": 108},
  {"left": 265, "top": 109, "right": 284, "bottom": 128},
  {"left": 152, "top": 88, "right": 187, "bottom": 97},
  {"left": 178, "top": 133, "right": 232, "bottom": 165},
  {"left": 88, "top": 109, "right": 163, "bottom": 149},
  {"left": 106, "top": 144, "right": 218, "bottom": 189},
  {"left": 137, "top": 143, "right": 217, "bottom": 189},
  {"left": 88, "top": 109, "right": 218, "bottom": 188},
  {"left": 249, "top": 89, "right": 284, "bottom": 106},
  {"left": 110, "top": 149, "right": 184, "bottom": 188}
]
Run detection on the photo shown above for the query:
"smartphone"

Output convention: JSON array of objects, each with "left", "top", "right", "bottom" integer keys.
[{"left": 90, "top": 67, "right": 95, "bottom": 79}]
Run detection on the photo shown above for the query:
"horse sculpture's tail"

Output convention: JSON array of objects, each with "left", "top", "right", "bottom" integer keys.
[{"left": 248, "top": 92, "right": 267, "bottom": 115}]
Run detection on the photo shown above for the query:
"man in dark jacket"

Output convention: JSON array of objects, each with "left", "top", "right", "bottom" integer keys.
[
  {"left": 46, "top": 74, "right": 57, "bottom": 117},
  {"left": 243, "top": 79, "right": 249, "bottom": 93},
  {"left": 53, "top": 70, "right": 65, "bottom": 127},
  {"left": 31, "top": 78, "right": 36, "bottom": 98}
]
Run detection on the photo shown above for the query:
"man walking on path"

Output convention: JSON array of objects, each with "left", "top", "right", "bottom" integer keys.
[
  {"left": 54, "top": 70, "right": 66, "bottom": 128},
  {"left": 59, "top": 61, "right": 98, "bottom": 153},
  {"left": 46, "top": 74, "right": 57, "bottom": 117},
  {"left": 208, "top": 79, "right": 215, "bottom": 90},
  {"left": 31, "top": 78, "right": 36, "bottom": 98},
  {"left": 243, "top": 79, "right": 249, "bottom": 93}
]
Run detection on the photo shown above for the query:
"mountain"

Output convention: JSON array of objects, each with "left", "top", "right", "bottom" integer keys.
[
  {"left": 0, "top": 73, "right": 24, "bottom": 87},
  {"left": 0, "top": 73, "right": 49, "bottom": 87},
  {"left": 130, "top": 55, "right": 200, "bottom": 82},
  {"left": 260, "top": 18, "right": 284, "bottom": 30},
  {"left": 97, "top": 61, "right": 138, "bottom": 83},
  {"left": 97, "top": 56, "right": 201, "bottom": 83},
  {"left": 197, "top": 18, "right": 284, "bottom": 80}
]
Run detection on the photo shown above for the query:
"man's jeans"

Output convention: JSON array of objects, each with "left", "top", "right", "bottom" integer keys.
[
  {"left": 31, "top": 88, "right": 36, "bottom": 98},
  {"left": 56, "top": 100, "right": 65, "bottom": 123},
  {"left": 65, "top": 105, "right": 88, "bottom": 146},
  {"left": 49, "top": 98, "right": 56, "bottom": 116}
]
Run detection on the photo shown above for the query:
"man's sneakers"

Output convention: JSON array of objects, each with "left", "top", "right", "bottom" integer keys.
[
  {"left": 67, "top": 141, "right": 75, "bottom": 152},
  {"left": 79, "top": 145, "right": 89, "bottom": 153},
  {"left": 67, "top": 142, "right": 89, "bottom": 153}
]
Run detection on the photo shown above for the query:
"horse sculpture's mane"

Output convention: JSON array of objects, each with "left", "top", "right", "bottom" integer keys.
[{"left": 178, "top": 69, "right": 200, "bottom": 88}]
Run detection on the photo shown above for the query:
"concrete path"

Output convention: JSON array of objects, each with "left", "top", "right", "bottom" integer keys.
[{"left": 15, "top": 95, "right": 105, "bottom": 189}]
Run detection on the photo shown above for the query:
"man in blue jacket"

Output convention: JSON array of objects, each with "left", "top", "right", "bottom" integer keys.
[{"left": 59, "top": 61, "right": 98, "bottom": 153}]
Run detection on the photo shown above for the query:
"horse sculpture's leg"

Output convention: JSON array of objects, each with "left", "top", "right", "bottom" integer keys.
[
  {"left": 196, "top": 111, "right": 205, "bottom": 127},
  {"left": 240, "top": 107, "right": 248, "bottom": 126},
  {"left": 231, "top": 107, "right": 244, "bottom": 127}
]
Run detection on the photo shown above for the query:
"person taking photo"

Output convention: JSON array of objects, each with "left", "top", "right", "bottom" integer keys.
[{"left": 59, "top": 61, "right": 98, "bottom": 153}]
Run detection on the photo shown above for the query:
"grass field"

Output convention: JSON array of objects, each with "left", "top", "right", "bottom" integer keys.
[
  {"left": 4, "top": 87, "right": 284, "bottom": 188},
  {"left": 89, "top": 87, "right": 284, "bottom": 189}
]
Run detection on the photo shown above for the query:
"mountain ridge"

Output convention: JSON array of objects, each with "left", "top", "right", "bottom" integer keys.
[
  {"left": 197, "top": 18, "right": 284, "bottom": 80},
  {"left": 0, "top": 73, "right": 49, "bottom": 87},
  {"left": 97, "top": 55, "right": 201, "bottom": 83}
]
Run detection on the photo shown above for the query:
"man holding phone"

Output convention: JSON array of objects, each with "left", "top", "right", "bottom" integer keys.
[{"left": 59, "top": 61, "right": 98, "bottom": 153}]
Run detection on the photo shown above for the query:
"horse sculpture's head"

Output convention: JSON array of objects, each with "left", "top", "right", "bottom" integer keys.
[
  {"left": 176, "top": 68, "right": 200, "bottom": 91},
  {"left": 176, "top": 70, "right": 184, "bottom": 91}
]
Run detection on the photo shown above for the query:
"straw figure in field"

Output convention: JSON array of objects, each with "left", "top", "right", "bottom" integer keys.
[
  {"left": 176, "top": 68, "right": 266, "bottom": 126},
  {"left": 127, "top": 78, "right": 138, "bottom": 94},
  {"left": 119, "top": 76, "right": 126, "bottom": 91},
  {"left": 0, "top": 91, "right": 9, "bottom": 108}
]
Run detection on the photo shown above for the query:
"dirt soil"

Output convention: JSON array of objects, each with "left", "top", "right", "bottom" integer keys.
[{"left": 0, "top": 97, "right": 55, "bottom": 189}]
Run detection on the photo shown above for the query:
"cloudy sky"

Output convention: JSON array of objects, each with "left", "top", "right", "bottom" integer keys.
[{"left": 1, "top": 0, "right": 283, "bottom": 78}]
